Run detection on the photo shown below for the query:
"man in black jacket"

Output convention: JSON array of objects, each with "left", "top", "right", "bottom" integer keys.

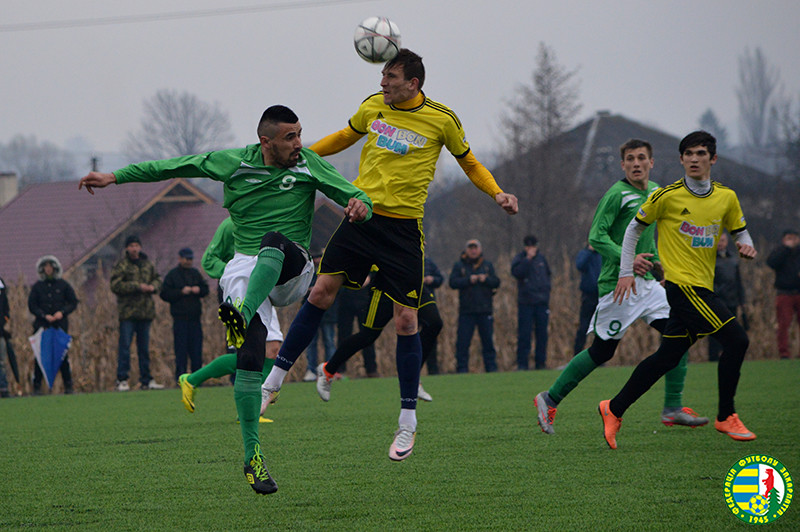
[
  {"left": 160, "top": 248, "right": 210, "bottom": 381},
  {"left": 449, "top": 240, "right": 500, "bottom": 373},
  {"left": 29, "top": 255, "right": 78, "bottom": 394},
  {"left": 511, "top": 235, "right": 552, "bottom": 370},
  {"left": 0, "top": 275, "right": 11, "bottom": 397},
  {"left": 767, "top": 229, "right": 800, "bottom": 359}
]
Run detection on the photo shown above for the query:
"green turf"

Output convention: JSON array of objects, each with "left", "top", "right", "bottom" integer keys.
[{"left": 1, "top": 360, "right": 797, "bottom": 530}]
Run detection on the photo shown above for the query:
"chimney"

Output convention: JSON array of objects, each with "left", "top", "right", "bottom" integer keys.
[{"left": 0, "top": 172, "right": 19, "bottom": 208}]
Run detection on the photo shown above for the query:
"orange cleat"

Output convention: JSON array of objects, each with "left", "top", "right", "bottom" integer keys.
[
  {"left": 714, "top": 413, "right": 756, "bottom": 441},
  {"left": 598, "top": 399, "right": 622, "bottom": 450}
]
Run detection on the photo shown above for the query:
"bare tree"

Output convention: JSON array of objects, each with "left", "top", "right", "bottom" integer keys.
[
  {"left": 737, "top": 47, "right": 781, "bottom": 149},
  {"left": 0, "top": 135, "right": 78, "bottom": 186},
  {"left": 502, "top": 42, "right": 582, "bottom": 155},
  {"left": 698, "top": 108, "right": 729, "bottom": 151},
  {"left": 124, "top": 89, "right": 235, "bottom": 161},
  {"left": 500, "top": 42, "right": 583, "bottom": 253}
]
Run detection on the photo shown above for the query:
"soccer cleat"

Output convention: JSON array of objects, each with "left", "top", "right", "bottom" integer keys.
[
  {"left": 389, "top": 424, "right": 416, "bottom": 461},
  {"left": 661, "top": 407, "right": 709, "bottom": 428},
  {"left": 316, "top": 363, "right": 333, "bottom": 402},
  {"left": 714, "top": 413, "right": 756, "bottom": 441},
  {"left": 178, "top": 374, "right": 195, "bottom": 413},
  {"left": 115, "top": 380, "right": 130, "bottom": 392},
  {"left": 260, "top": 383, "right": 280, "bottom": 416},
  {"left": 236, "top": 416, "right": 274, "bottom": 424},
  {"left": 534, "top": 391, "right": 557, "bottom": 434},
  {"left": 417, "top": 383, "right": 433, "bottom": 402},
  {"left": 243, "top": 445, "right": 278, "bottom": 494},
  {"left": 219, "top": 302, "right": 247, "bottom": 349},
  {"left": 598, "top": 399, "right": 622, "bottom": 450}
]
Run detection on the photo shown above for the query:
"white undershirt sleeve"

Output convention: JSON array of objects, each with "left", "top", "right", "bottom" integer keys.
[
  {"left": 733, "top": 228, "right": 754, "bottom": 248},
  {"left": 619, "top": 218, "right": 647, "bottom": 277}
]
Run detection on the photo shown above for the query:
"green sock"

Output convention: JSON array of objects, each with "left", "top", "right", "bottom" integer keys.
[
  {"left": 187, "top": 353, "right": 237, "bottom": 387},
  {"left": 241, "top": 247, "right": 285, "bottom": 324},
  {"left": 260, "top": 357, "right": 275, "bottom": 384},
  {"left": 663, "top": 352, "right": 689, "bottom": 410},
  {"left": 548, "top": 349, "right": 598, "bottom": 404},
  {"left": 234, "top": 369, "right": 263, "bottom": 463}
]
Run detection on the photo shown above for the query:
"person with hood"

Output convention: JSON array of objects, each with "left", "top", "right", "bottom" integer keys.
[
  {"left": 449, "top": 239, "right": 500, "bottom": 373},
  {"left": 511, "top": 235, "right": 552, "bottom": 370},
  {"left": 110, "top": 235, "right": 163, "bottom": 391},
  {"left": 28, "top": 255, "right": 78, "bottom": 394}
]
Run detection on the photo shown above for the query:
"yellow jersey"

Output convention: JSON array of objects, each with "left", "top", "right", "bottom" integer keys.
[
  {"left": 348, "top": 91, "right": 471, "bottom": 218},
  {"left": 635, "top": 179, "right": 747, "bottom": 290}
]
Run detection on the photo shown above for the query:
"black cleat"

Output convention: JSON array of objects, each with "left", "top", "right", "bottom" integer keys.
[{"left": 244, "top": 446, "right": 278, "bottom": 494}]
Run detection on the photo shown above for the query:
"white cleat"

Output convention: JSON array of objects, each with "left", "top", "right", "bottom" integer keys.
[
  {"left": 389, "top": 424, "right": 416, "bottom": 461},
  {"left": 316, "top": 363, "right": 332, "bottom": 401},
  {"left": 417, "top": 383, "right": 433, "bottom": 402},
  {"left": 260, "top": 383, "right": 280, "bottom": 415}
]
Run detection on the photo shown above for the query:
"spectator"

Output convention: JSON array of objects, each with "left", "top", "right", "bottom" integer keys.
[
  {"left": 449, "top": 239, "right": 500, "bottom": 373},
  {"left": 28, "top": 255, "right": 78, "bottom": 394},
  {"left": 511, "top": 235, "right": 552, "bottom": 370},
  {"left": 0, "top": 275, "right": 11, "bottom": 398},
  {"left": 767, "top": 229, "right": 800, "bottom": 359},
  {"left": 709, "top": 232, "right": 746, "bottom": 361},
  {"left": 110, "top": 235, "right": 164, "bottom": 391},
  {"left": 573, "top": 243, "right": 602, "bottom": 355},
  {"left": 303, "top": 249, "right": 338, "bottom": 382},
  {"left": 160, "top": 247, "right": 210, "bottom": 382}
]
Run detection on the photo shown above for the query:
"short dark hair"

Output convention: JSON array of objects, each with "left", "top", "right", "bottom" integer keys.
[
  {"left": 523, "top": 235, "right": 538, "bottom": 247},
  {"left": 619, "top": 139, "right": 653, "bottom": 160},
  {"left": 782, "top": 229, "right": 799, "bottom": 237},
  {"left": 257, "top": 105, "right": 299, "bottom": 139},
  {"left": 679, "top": 130, "right": 716, "bottom": 158},
  {"left": 385, "top": 49, "right": 425, "bottom": 89}
]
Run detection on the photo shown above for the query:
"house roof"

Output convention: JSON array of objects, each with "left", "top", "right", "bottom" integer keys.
[{"left": 0, "top": 178, "right": 217, "bottom": 285}]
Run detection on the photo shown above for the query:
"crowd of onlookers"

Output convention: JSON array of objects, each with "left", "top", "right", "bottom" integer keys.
[{"left": 1, "top": 228, "right": 799, "bottom": 398}]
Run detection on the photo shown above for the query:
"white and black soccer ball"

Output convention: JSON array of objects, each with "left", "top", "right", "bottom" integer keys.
[{"left": 353, "top": 16, "right": 401, "bottom": 64}]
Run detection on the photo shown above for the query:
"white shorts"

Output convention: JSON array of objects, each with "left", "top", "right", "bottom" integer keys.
[
  {"left": 589, "top": 277, "right": 670, "bottom": 341},
  {"left": 219, "top": 251, "right": 313, "bottom": 341}
]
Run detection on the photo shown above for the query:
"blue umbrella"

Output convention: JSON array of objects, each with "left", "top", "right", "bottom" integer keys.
[{"left": 29, "top": 327, "right": 72, "bottom": 388}]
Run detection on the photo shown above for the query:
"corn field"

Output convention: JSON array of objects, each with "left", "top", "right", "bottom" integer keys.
[{"left": 1, "top": 253, "right": 790, "bottom": 395}]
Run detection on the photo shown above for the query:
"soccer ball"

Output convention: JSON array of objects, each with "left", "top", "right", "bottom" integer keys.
[
  {"left": 353, "top": 16, "right": 401, "bottom": 63},
  {"left": 748, "top": 494, "right": 769, "bottom": 515}
]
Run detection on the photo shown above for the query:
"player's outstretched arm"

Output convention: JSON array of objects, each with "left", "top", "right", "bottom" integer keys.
[
  {"left": 78, "top": 172, "right": 116, "bottom": 195},
  {"left": 495, "top": 192, "right": 518, "bottom": 215}
]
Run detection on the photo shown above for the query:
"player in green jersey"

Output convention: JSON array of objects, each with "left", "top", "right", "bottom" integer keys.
[
  {"left": 534, "top": 139, "right": 709, "bottom": 435},
  {"left": 79, "top": 105, "right": 372, "bottom": 495},
  {"left": 601, "top": 131, "right": 756, "bottom": 449},
  {"left": 177, "top": 217, "right": 282, "bottom": 423}
]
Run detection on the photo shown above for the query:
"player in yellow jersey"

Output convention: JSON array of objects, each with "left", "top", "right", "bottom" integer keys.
[
  {"left": 261, "top": 49, "right": 518, "bottom": 462},
  {"left": 598, "top": 131, "right": 757, "bottom": 449}
]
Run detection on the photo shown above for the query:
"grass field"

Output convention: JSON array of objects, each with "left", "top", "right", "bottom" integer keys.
[{"left": 1, "top": 359, "right": 797, "bottom": 531}]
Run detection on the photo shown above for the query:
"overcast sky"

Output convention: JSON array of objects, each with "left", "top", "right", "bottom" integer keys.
[{"left": 2, "top": 0, "right": 799, "bottom": 172}]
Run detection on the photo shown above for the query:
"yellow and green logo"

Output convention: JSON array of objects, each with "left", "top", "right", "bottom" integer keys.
[{"left": 724, "top": 454, "right": 793, "bottom": 524}]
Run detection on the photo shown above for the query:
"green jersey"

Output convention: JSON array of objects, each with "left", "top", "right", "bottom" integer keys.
[
  {"left": 115, "top": 145, "right": 372, "bottom": 255},
  {"left": 588, "top": 178, "right": 660, "bottom": 297},
  {"left": 201, "top": 217, "right": 234, "bottom": 279}
]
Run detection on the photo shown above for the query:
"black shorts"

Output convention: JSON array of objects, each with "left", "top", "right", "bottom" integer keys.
[
  {"left": 663, "top": 281, "right": 736, "bottom": 341},
  {"left": 320, "top": 214, "right": 424, "bottom": 308},
  {"left": 361, "top": 286, "right": 436, "bottom": 330}
]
